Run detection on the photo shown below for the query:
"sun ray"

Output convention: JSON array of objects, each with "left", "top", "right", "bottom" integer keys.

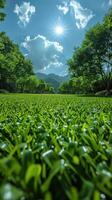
[{"left": 55, "top": 25, "right": 64, "bottom": 35}]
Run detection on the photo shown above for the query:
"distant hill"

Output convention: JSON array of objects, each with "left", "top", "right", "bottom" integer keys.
[{"left": 36, "top": 73, "right": 69, "bottom": 91}]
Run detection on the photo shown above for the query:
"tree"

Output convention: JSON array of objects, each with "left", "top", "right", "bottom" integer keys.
[
  {"left": 82, "top": 9, "right": 112, "bottom": 90},
  {"left": 59, "top": 80, "right": 74, "bottom": 94},
  {"left": 16, "top": 76, "right": 38, "bottom": 93},
  {"left": 0, "top": 32, "right": 34, "bottom": 92},
  {"left": 0, "top": 0, "right": 6, "bottom": 21},
  {"left": 0, "top": 3, "right": 53, "bottom": 94},
  {"left": 68, "top": 9, "right": 112, "bottom": 94},
  {"left": 17, "top": 75, "right": 54, "bottom": 93}
]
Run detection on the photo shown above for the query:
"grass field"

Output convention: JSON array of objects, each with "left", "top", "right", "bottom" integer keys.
[{"left": 0, "top": 94, "right": 112, "bottom": 200}]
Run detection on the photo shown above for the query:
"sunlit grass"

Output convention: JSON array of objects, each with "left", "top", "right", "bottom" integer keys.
[{"left": 0, "top": 94, "right": 112, "bottom": 200}]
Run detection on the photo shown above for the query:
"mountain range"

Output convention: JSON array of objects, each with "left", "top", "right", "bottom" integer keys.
[{"left": 36, "top": 73, "right": 69, "bottom": 90}]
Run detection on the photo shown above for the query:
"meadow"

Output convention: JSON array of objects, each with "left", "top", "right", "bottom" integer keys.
[{"left": 0, "top": 94, "right": 112, "bottom": 200}]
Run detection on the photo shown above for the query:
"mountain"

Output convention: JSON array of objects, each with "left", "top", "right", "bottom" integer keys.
[{"left": 36, "top": 73, "right": 69, "bottom": 91}]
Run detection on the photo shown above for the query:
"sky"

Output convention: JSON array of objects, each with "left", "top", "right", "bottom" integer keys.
[{"left": 0, "top": 0, "right": 111, "bottom": 76}]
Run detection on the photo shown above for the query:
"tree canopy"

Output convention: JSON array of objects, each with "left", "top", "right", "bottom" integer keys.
[
  {"left": 0, "top": 32, "right": 35, "bottom": 92},
  {"left": 67, "top": 9, "right": 112, "bottom": 95},
  {"left": 0, "top": 0, "right": 6, "bottom": 21},
  {"left": 0, "top": 32, "right": 54, "bottom": 93}
]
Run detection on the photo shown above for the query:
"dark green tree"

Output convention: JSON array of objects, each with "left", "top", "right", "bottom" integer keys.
[
  {"left": 68, "top": 9, "right": 112, "bottom": 94},
  {"left": 0, "top": 32, "right": 34, "bottom": 92},
  {"left": 0, "top": 0, "right": 6, "bottom": 21}
]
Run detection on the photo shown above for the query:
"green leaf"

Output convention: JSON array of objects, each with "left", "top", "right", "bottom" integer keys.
[
  {"left": 44, "top": 191, "right": 52, "bottom": 200},
  {"left": 93, "top": 190, "right": 100, "bottom": 200},
  {"left": 25, "top": 164, "right": 41, "bottom": 190},
  {"left": 67, "top": 187, "right": 78, "bottom": 200}
]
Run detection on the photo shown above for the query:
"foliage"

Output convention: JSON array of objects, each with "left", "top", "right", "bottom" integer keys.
[
  {"left": 68, "top": 9, "right": 112, "bottom": 94},
  {"left": 0, "top": 0, "right": 6, "bottom": 21},
  {"left": 0, "top": 94, "right": 112, "bottom": 199},
  {"left": 17, "top": 76, "right": 54, "bottom": 93},
  {"left": 60, "top": 77, "right": 112, "bottom": 95},
  {"left": 0, "top": 32, "right": 34, "bottom": 92},
  {"left": 59, "top": 80, "right": 74, "bottom": 94},
  {"left": 37, "top": 73, "right": 69, "bottom": 92},
  {"left": 59, "top": 77, "right": 93, "bottom": 94},
  {"left": 0, "top": 32, "right": 53, "bottom": 93}
]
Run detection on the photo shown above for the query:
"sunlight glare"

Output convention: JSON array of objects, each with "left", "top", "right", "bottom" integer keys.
[{"left": 55, "top": 25, "right": 64, "bottom": 35}]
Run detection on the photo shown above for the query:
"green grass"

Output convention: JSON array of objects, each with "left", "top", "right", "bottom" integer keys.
[{"left": 0, "top": 94, "right": 112, "bottom": 200}]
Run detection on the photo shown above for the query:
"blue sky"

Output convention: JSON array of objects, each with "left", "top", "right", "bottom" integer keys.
[{"left": 0, "top": 0, "right": 111, "bottom": 76}]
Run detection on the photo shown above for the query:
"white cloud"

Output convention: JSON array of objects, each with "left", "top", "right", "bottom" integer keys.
[
  {"left": 57, "top": 1, "right": 69, "bottom": 15},
  {"left": 43, "top": 61, "right": 64, "bottom": 74},
  {"left": 70, "top": 0, "right": 94, "bottom": 29},
  {"left": 57, "top": 0, "right": 94, "bottom": 29},
  {"left": 109, "top": 0, "right": 112, "bottom": 6},
  {"left": 22, "top": 35, "right": 64, "bottom": 72},
  {"left": 14, "top": 2, "right": 36, "bottom": 26}
]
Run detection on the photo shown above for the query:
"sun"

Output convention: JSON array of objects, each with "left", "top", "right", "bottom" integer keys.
[{"left": 55, "top": 25, "right": 64, "bottom": 35}]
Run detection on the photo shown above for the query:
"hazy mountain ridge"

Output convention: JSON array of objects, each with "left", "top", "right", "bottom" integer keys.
[{"left": 36, "top": 73, "right": 69, "bottom": 90}]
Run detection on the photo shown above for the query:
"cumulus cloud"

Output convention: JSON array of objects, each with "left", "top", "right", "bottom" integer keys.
[
  {"left": 14, "top": 2, "right": 36, "bottom": 26},
  {"left": 57, "top": 1, "right": 69, "bottom": 15},
  {"left": 43, "top": 61, "right": 65, "bottom": 75},
  {"left": 70, "top": 0, "right": 94, "bottom": 29},
  {"left": 109, "top": 0, "right": 112, "bottom": 6},
  {"left": 57, "top": 0, "right": 94, "bottom": 29},
  {"left": 22, "top": 35, "right": 64, "bottom": 73}
]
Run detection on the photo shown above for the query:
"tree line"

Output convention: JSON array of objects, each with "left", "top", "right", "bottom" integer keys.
[{"left": 60, "top": 9, "right": 112, "bottom": 96}]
